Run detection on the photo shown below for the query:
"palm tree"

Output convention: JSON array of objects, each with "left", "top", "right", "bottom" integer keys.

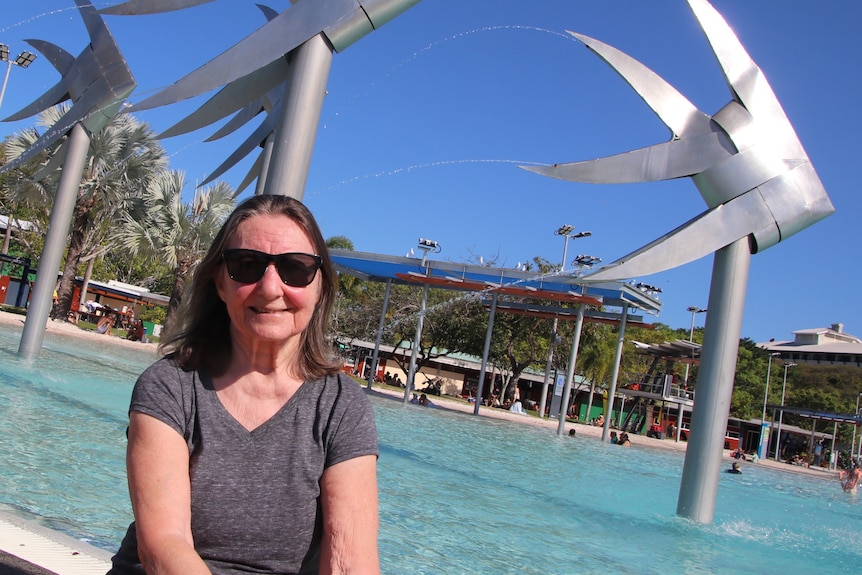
[
  {"left": 115, "top": 170, "right": 235, "bottom": 330},
  {"left": 4, "top": 105, "right": 167, "bottom": 320}
]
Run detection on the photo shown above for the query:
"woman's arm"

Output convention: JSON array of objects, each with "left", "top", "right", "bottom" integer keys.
[
  {"left": 127, "top": 411, "right": 211, "bottom": 574},
  {"left": 319, "top": 455, "right": 380, "bottom": 575}
]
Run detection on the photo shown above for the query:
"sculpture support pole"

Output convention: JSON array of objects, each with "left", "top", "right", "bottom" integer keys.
[
  {"left": 262, "top": 33, "right": 333, "bottom": 199},
  {"left": 473, "top": 292, "right": 499, "bottom": 415},
  {"left": 366, "top": 278, "right": 392, "bottom": 390},
  {"left": 677, "top": 237, "right": 750, "bottom": 523},
  {"left": 255, "top": 135, "right": 275, "bottom": 196},
  {"left": 556, "top": 305, "right": 585, "bottom": 436},
  {"left": 601, "top": 305, "right": 628, "bottom": 441},
  {"left": 19, "top": 123, "right": 91, "bottom": 359}
]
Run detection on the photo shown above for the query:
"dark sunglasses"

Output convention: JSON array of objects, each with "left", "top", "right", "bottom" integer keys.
[{"left": 222, "top": 249, "right": 323, "bottom": 287}]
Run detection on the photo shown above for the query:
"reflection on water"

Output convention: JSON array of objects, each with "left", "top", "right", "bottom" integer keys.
[{"left": 0, "top": 323, "right": 859, "bottom": 573}]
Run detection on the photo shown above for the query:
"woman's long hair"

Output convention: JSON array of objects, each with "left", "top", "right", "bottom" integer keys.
[{"left": 159, "top": 195, "right": 341, "bottom": 379}]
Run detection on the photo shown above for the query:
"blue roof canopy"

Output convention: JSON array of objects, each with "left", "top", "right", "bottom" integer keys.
[{"left": 329, "top": 249, "right": 663, "bottom": 315}]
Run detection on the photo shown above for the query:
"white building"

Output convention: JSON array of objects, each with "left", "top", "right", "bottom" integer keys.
[{"left": 759, "top": 323, "right": 862, "bottom": 368}]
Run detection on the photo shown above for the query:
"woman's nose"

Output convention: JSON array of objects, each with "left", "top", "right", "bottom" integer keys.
[{"left": 255, "top": 263, "right": 285, "bottom": 293}]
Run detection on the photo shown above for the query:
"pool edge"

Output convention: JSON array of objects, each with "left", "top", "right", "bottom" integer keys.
[{"left": 0, "top": 510, "right": 112, "bottom": 574}]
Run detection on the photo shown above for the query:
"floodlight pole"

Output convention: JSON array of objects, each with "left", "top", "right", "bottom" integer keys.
[
  {"left": 683, "top": 306, "right": 706, "bottom": 384},
  {"left": 773, "top": 362, "right": 796, "bottom": 461},
  {"left": 0, "top": 44, "right": 37, "bottom": 112},
  {"left": 852, "top": 393, "right": 862, "bottom": 462},
  {"left": 539, "top": 227, "right": 590, "bottom": 420},
  {"left": 404, "top": 283, "right": 428, "bottom": 403},
  {"left": 758, "top": 352, "right": 780, "bottom": 458}
]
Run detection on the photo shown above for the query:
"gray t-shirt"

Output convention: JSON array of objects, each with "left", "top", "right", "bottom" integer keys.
[{"left": 109, "top": 356, "right": 378, "bottom": 575}]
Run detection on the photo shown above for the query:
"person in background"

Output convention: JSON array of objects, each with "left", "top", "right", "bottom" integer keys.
[
  {"left": 108, "top": 195, "right": 380, "bottom": 575},
  {"left": 125, "top": 319, "right": 145, "bottom": 341},
  {"left": 418, "top": 393, "right": 436, "bottom": 408},
  {"left": 726, "top": 461, "right": 742, "bottom": 474},
  {"left": 95, "top": 313, "right": 113, "bottom": 335},
  {"left": 840, "top": 462, "right": 862, "bottom": 494}
]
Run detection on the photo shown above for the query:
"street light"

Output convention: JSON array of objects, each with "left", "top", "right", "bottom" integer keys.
[
  {"left": 851, "top": 393, "right": 862, "bottom": 463},
  {"left": 758, "top": 352, "right": 780, "bottom": 459},
  {"left": 683, "top": 306, "right": 707, "bottom": 384},
  {"left": 773, "top": 361, "right": 797, "bottom": 461},
  {"left": 539, "top": 226, "right": 592, "bottom": 419},
  {"left": 0, "top": 43, "right": 37, "bottom": 112},
  {"left": 555, "top": 225, "right": 591, "bottom": 272}
]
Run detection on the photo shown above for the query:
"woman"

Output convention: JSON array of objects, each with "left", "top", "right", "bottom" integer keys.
[{"left": 109, "top": 195, "right": 380, "bottom": 574}]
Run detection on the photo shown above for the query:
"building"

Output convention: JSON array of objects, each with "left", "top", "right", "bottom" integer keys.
[{"left": 759, "top": 323, "right": 862, "bottom": 367}]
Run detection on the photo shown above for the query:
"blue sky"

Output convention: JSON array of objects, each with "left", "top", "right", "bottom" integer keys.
[{"left": 1, "top": 1, "right": 859, "bottom": 344}]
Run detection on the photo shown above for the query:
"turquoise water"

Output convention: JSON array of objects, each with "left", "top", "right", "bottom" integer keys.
[{"left": 0, "top": 323, "right": 860, "bottom": 574}]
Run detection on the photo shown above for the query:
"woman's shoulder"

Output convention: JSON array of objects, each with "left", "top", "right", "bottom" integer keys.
[
  {"left": 136, "top": 354, "right": 203, "bottom": 392},
  {"left": 300, "top": 372, "right": 371, "bottom": 411}
]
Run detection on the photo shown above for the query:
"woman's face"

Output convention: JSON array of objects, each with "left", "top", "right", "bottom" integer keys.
[{"left": 214, "top": 214, "right": 322, "bottom": 351}]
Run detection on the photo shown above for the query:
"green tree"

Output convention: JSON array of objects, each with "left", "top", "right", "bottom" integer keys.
[
  {"left": 4, "top": 105, "right": 167, "bottom": 320},
  {"left": 115, "top": 170, "right": 235, "bottom": 330}
]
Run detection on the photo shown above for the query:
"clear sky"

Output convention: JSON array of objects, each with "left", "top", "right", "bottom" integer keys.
[{"left": 1, "top": 1, "right": 859, "bottom": 344}]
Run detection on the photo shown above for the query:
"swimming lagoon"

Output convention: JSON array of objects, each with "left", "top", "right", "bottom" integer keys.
[{"left": 0, "top": 323, "right": 860, "bottom": 574}]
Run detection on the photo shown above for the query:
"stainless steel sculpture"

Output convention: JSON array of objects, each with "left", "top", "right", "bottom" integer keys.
[
  {"left": 523, "top": 0, "right": 834, "bottom": 523},
  {"left": 1, "top": 1, "right": 136, "bottom": 172},
  {"left": 102, "top": 0, "right": 421, "bottom": 198},
  {"left": 0, "top": 0, "right": 136, "bottom": 359},
  {"left": 99, "top": 0, "right": 216, "bottom": 16}
]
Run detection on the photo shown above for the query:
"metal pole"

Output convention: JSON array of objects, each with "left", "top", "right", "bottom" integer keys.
[
  {"left": 684, "top": 310, "right": 695, "bottom": 383},
  {"left": 538, "top": 319, "right": 556, "bottom": 420},
  {"left": 403, "top": 284, "right": 428, "bottom": 403},
  {"left": 0, "top": 60, "right": 12, "bottom": 112},
  {"left": 773, "top": 363, "right": 795, "bottom": 461},
  {"left": 852, "top": 394, "right": 860, "bottom": 461},
  {"left": 366, "top": 279, "right": 391, "bottom": 390},
  {"left": 473, "top": 292, "right": 499, "bottom": 415},
  {"left": 254, "top": 135, "right": 275, "bottom": 195},
  {"left": 831, "top": 421, "right": 838, "bottom": 471},
  {"left": 759, "top": 353, "right": 777, "bottom": 459},
  {"left": 262, "top": 34, "right": 333, "bottom": 199},
  {"left": 601, "top": 305, "right": 629, "bottom": 442},
  {"left": 19, "top": 123, "right": 91, "bottom": 358},
  {"left": 677, "top": 238, "right": 750, "bottom": 524},
  {"left": 556, "top": 305, "right": 585, "bottom": 436}
]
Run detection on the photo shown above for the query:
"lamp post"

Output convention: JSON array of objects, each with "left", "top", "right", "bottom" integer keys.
[
  {"left": 0, "top": 44, "right": 37, "bottom": 111},
  {"left": 556, "top": 226, "right": 591, "bottom": 273},
  {"left": 683, "top": 306, "right": 707, "bottom": 384},
  {"left": 852, "top": 393, "right": 862, "bottom": 463},
  {"left": 758, "top": 352, "right": 780, "bottom": 458},
  {"left": 404, "top": 238, "right": 439, "bottom": 403},
  {"left": 539, "top": 226, "right": 591, "bottom": 420},
  {"left": 773, "top": 361, "right": 797, "bottom": 461}
]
